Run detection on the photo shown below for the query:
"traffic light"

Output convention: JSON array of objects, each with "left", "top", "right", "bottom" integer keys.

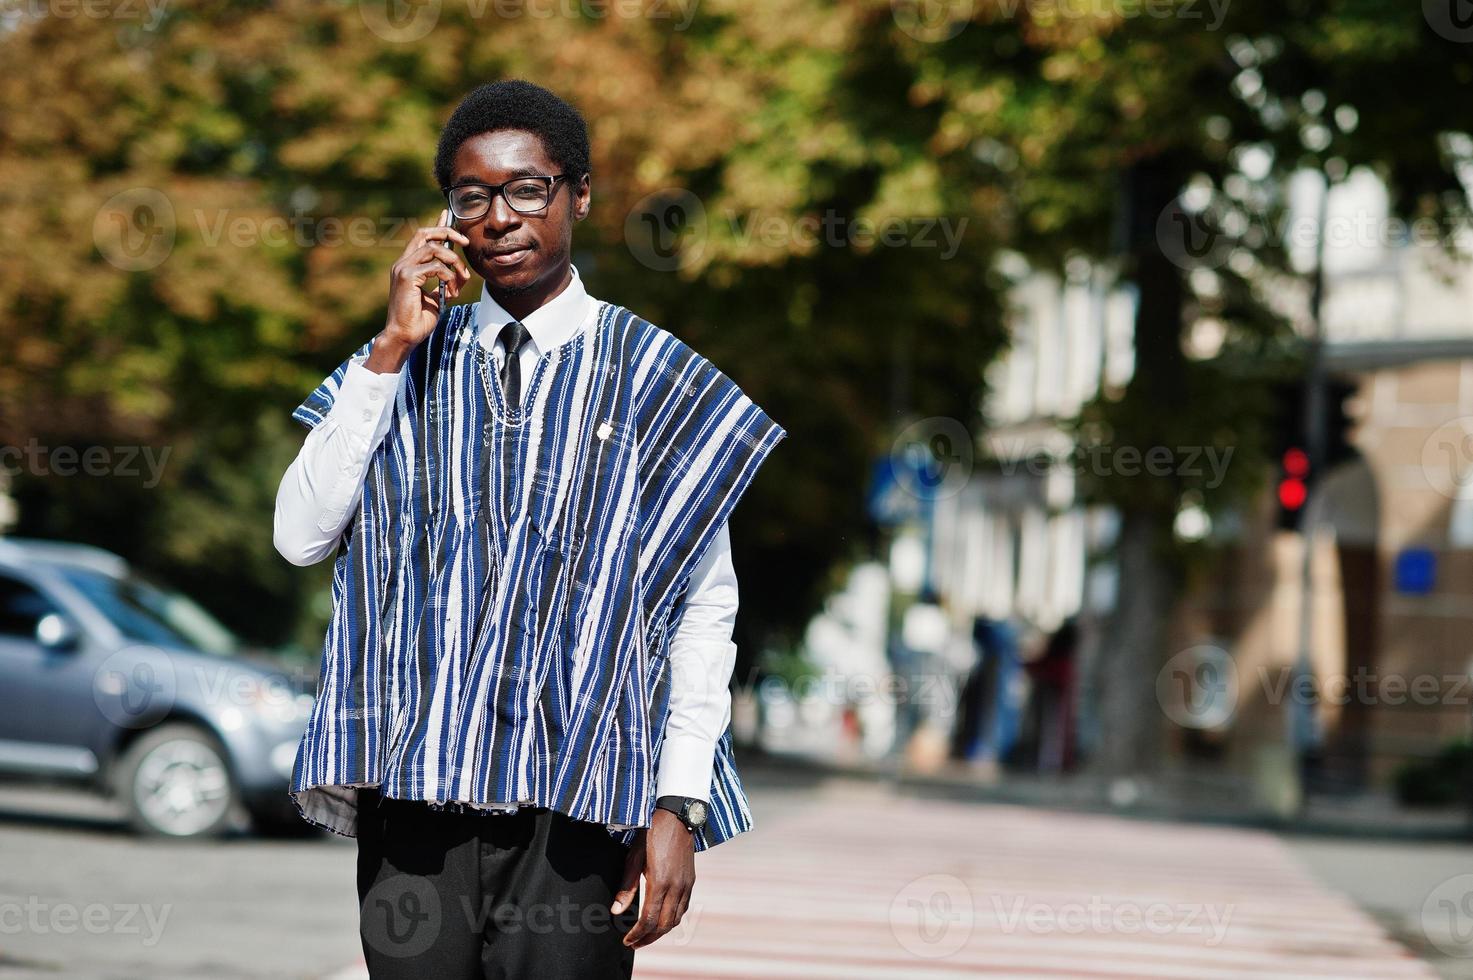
[
  {"left": 1270, "top": 379, "right": 1356, "bottom": 532},
  {"left": 1277, "top": 447, "right": 1310, "bottom": 530}
]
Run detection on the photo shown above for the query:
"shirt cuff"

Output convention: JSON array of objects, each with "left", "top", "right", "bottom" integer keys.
[
  {"left": 331, "top": 356, "right": 401, "bottom": 443},
  {"left": 656, "top": 730, "right": 721, "bottom": 802}
]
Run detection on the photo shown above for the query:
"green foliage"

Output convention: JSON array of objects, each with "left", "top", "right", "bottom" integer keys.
[
  {"left": 1394, "top": 739, "right": 1473, "bottom": 808},
  {"left": 3, "top": 0, "right": 1469, "bottom": 668},
  {"left": 0, "top": 0, "right": 1006, "bottom": 655}
]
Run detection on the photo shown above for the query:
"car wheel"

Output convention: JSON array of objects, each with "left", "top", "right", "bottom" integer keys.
[{"left": 114, "top": 723, "right": 238, "bottom": 839}]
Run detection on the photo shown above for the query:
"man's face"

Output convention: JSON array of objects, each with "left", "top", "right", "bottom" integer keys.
[{"left": 449, "top": 129, "right": 590, "bottom": 297}]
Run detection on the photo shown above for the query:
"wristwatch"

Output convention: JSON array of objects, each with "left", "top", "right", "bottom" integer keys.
[{"left": 653, "top": 795, "right": 708, "bottom": 834}]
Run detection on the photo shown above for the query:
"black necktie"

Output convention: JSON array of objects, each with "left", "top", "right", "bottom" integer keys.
[{"left": 497, "top": 320, "right": 532, "bottom": 407}]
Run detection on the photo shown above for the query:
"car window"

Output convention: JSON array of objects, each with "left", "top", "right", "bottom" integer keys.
[
  {"left": 53, "top": 566, "right": 238, "bottom": 655},
  {"left": 0, "top": 574, "right": 57, "bottom": 640}
]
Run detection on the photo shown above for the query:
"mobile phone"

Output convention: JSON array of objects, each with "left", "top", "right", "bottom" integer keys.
[{"left": 438, "top": 211, "right": 457, "bottom": 309}]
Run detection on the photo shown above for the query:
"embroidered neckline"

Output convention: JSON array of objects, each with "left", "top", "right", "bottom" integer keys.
[{"left": 457, "top": 301, "right": 615, "bottom": 425}]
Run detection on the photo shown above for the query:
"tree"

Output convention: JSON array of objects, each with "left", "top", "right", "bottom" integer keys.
[
  {"left": 0, "top": 0, "right": 1005, "bottom": 661},
  {"left": 893, "top": 0, "right": 1472, "bottom": 775}
]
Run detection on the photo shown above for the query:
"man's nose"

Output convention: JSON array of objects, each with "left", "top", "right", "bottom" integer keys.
[{"left": 483, "top": 193, "right": 523, "bottom": 234}]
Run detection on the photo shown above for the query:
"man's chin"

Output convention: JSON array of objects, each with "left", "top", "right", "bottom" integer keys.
[{"left": 480, "top": 263, "right": 542, "bottom": 297}]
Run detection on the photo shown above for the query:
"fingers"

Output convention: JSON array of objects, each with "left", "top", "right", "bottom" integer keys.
[
  {"left": 610, "top": 844, "right": 644, "bottom": 916},
  {"left": 625, "top": 881, "right": 691, "bottom": 949},
  {"left": 423, "top": 243, "right": 471, "bottom": 282},
  {"left": 403, "top": 208, "right": 470, "bottom": 256},
  {"left": 623, "top": 883, "right": 665, "bottom": 948},
  {"left": 409, "top": 260, "right": 464, "bottom": 299}
]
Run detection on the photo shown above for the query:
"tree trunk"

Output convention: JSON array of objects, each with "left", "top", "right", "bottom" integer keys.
[{"left": 1087, "top": 150, "right": 1193, "bottom": 779}]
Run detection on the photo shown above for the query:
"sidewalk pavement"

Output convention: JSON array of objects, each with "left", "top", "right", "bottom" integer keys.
[
  {"left": 632, "top": 777, "right": 1436, "bottom": 978},
  {"left": 738, "top": 748, "right": 1473, "bottom": 841}
]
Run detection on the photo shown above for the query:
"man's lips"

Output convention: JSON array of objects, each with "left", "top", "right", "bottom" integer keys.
[{"left": 482, "top": 243, "right": 535, "bottom": 267}]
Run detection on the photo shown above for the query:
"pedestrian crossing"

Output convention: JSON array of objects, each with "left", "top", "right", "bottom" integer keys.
[{"left": 633, "top": 786, "right": 1435, "bottom": 979}]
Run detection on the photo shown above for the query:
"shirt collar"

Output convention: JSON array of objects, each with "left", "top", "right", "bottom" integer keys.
[{"left": 474, "top": 263, "right": 592, "bottom": 356}]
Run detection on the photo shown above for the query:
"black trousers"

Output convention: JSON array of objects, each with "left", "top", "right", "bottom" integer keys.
[{"left": 354, "top": 787, "right": 640, "bottom": 979}]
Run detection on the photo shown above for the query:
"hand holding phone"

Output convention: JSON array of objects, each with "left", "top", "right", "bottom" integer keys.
[{"left": 370, "top": 208, "right": 470, "bottom": 374}]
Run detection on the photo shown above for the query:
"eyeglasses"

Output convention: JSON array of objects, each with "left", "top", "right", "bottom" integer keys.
[{"left": 444, "top": 175, "right": 570, "bottom": 219}]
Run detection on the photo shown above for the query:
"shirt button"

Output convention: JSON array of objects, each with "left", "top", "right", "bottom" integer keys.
[
  {"left": 361, "top": 410, "right": 372, "bottom": 423},
  {"left": 369, "top": 390, "right": 381, "bottom": 402}
]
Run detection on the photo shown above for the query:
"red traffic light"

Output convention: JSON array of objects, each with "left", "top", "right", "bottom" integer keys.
[
  {"left": 1282, "top": 447, "right": 1309, "bottom": 478},
  {"left": 1278, "top": 477, "right": 1307, "bottom": 510}
]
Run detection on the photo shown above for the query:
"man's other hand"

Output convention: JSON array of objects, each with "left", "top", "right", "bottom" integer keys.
[{"left": 611, "top": 809, "right": 696, "bottom": 949}]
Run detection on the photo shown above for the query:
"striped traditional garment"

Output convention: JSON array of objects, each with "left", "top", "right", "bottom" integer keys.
[{"left": 287, "top": 298, "right": 786, "bottom": 852}]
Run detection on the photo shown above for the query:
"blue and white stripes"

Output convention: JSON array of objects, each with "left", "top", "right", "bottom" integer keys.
[{"left": 288, "top": 300, "right": 785, "bottom": 851}]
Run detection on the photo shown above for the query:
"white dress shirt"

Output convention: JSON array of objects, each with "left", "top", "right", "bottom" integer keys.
[{"left": 273, "top": 265, "right": 738, "bottom": 803}]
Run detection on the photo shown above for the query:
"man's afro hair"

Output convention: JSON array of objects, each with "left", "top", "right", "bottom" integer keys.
[{"left": 434, "top": 80, "right": 591, "bottom": 189}]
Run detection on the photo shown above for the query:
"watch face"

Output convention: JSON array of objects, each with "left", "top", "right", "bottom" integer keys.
[{"left": 687, "top": 800, "right": 707, "bottom": 826}]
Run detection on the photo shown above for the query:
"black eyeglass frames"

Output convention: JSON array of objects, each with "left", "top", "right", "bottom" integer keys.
[{"left": 443, "top": 174, "right": 572, "bottom": 219}]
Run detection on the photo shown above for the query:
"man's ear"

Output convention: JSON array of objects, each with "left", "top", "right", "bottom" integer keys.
[{"left": 572, "top": 173, "right": 592, "bottom": 222}]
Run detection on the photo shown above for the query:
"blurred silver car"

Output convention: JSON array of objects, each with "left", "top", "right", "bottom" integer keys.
[{"left": 0, "top": 538, "right": 317, "bottom": 838}]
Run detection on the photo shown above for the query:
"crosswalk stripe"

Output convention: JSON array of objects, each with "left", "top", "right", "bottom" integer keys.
[{"left": 635, "top": 792, "right": 1435, "bottom": 979}]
